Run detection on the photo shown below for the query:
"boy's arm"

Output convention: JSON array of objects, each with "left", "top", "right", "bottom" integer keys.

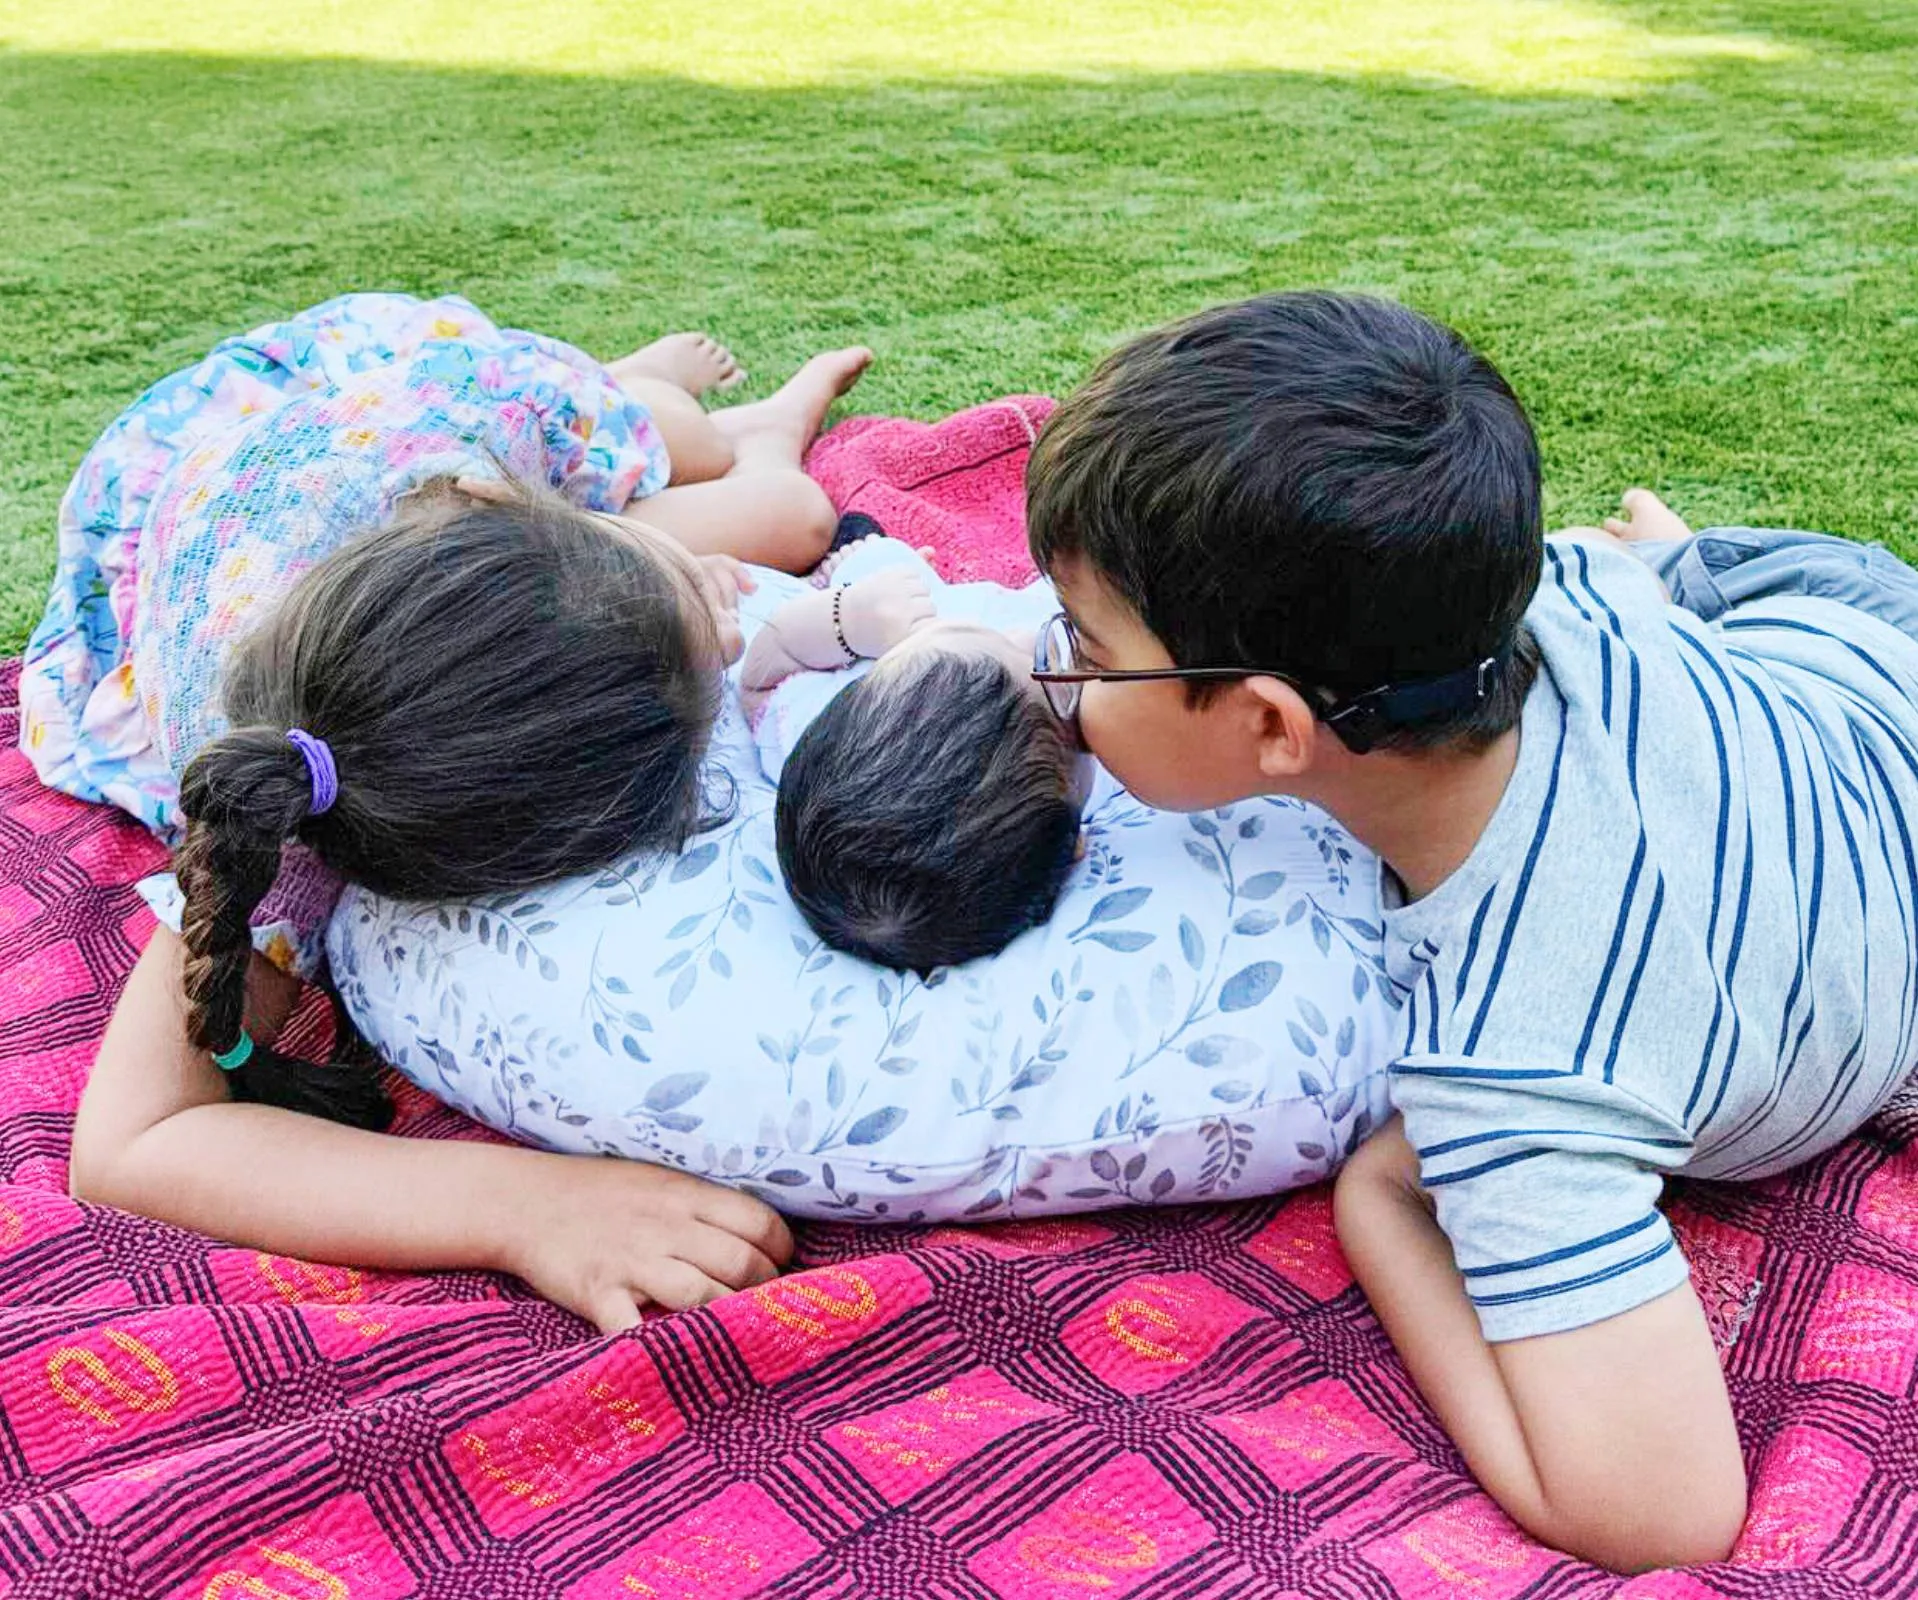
[
  {"left": 1334, "top": 1120, "right": 1746, "bottom": 1573},
  {"left": 71, "top": 928, "right": 793, "bottom": 1332}
]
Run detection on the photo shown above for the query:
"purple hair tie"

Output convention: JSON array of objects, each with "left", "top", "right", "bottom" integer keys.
[{"left": 286, "top": 729, "right": 339, "bottom": 816}]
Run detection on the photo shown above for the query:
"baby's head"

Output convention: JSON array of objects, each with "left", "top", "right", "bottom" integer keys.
[{"left": 775, "top": 621, "right": 1086, "bottom": 972}]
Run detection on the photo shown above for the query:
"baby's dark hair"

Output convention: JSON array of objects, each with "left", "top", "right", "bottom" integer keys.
[
  {"left": 1028, "top": 290, "right": 1543, "bottom": 751},
  {"left": 174, "top": 480, "right": 722, "bottom": 1128},
  {"left": 776, "top": 651, "right": 1082, "bottom": 972}
]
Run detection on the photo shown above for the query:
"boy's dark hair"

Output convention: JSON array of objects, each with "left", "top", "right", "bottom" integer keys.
[
  {"left": 776, "top": 651, "right": 1081, "bottom": 972},
  {"left": 1028, "top": 291, "right": 1544, "bottom": 750},
  {"left": 175, "top": 482, "right": 722, "bottom": 1129}
]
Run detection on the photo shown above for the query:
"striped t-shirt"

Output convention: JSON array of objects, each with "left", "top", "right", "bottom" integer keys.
[{"left": 1386, "top": 533, "right": 1918, "bottom": 1342}]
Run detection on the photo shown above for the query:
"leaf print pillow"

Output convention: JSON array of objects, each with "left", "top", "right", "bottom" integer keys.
[{"left": 328, "top": 573, "right": 1405, "bottom": 1223}]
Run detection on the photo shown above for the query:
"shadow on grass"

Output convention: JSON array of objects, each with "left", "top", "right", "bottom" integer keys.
[{"left": 0, "top": 27, "right": 1913, "bottom": 645}]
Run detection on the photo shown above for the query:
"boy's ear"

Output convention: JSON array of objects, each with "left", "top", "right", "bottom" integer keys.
[{"left": 1241, "top": 675, "right": 1321, "bottom": 780}]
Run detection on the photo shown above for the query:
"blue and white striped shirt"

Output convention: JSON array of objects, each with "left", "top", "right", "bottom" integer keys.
[{"left": 1386, "top": 534, "right": 1918, "bottom": 1341}]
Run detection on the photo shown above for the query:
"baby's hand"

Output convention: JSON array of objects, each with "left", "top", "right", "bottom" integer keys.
[
  {"left": 500, "top": 1155, "right": 793, "bottom": 1334},
  {"left": 841, "top": 569, "right": 936, "bottom": 658}
]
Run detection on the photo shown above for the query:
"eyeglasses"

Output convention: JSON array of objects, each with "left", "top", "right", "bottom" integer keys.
[
  {"left": 1030, "top": 613, "right": 1319, "bottom": 720},
  {"left": 1030, "top": 612, "right": 1504, "bottom": 756}
]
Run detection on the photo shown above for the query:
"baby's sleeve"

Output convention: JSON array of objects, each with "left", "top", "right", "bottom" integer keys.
[
  {"left": 1390, "top": 1061, "right": 1695, "bottom": 1342},
  {"left": 476, "top": 335, "right": 671, "bottom": 512},
  {"left": 754, "top": 664, "right": 876, "bottom": 784}
]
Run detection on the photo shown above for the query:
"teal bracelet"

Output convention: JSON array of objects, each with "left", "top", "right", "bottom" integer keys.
[{"left": 212, "top": 1030, "right": 255, "bottom": 1072}]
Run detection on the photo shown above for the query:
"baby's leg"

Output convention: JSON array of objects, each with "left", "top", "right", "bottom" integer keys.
[
  {"left": 637, "top": 348, "right": 872, "bottom": 572},
  {"left": 815, "top": 532, "right": 940, "bottom": 588}
]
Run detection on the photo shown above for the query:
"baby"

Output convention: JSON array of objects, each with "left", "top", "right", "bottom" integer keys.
[{"left": 740, "top": 536, "right": 1093, "bottom": 971}]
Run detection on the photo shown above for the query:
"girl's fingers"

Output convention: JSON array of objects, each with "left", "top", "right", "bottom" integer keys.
[
  {"left": 1603, "top": 518, "right": 1631, "bottom": 537},
  {"left": 453, "top": 475, "right": 516, "bottom": 505},
  {"left": 680, "top": 1225, "right": 783, "bottom": 1291},
  {"left": 693, "top": 1190, "right": 795, "bottom": 1264},
  {"left": 632, "top": 1257, "right": 733, "bottom": 1312},
  {"left": 583, "top": 1284, "right": 644, "bottom": 1335}
]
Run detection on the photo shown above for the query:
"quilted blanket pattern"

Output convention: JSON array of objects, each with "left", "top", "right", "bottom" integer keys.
[{"left": 0, "top": 404, "right": 1915, "bottom": 1595}]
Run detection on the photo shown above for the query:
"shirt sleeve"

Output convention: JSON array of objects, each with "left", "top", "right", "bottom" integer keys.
[
  {"left": 755, "top": 661, "right": 875, "bottom": 783},
  {"left": 474, "top": 336, "right": 672, "bottom": 511},
  {"left": 1391, "top": 1059, "right": 1694, "bottom": 1342}
]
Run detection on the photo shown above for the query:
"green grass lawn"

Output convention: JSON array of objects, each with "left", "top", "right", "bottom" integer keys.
[{"left": 1, "top": 0, "right": 1914, "bottom": 651}]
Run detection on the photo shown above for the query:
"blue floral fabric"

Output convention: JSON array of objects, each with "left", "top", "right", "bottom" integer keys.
[{"left": 330, "top": 574, "right": 1406, "bottom": 1221}]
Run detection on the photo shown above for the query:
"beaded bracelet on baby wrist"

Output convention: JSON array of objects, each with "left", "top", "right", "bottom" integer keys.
[{"left": 831, "top": 587, "right": 857, "bottom": 664}]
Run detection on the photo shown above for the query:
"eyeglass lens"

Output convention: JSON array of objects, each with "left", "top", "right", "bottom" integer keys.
[{"left": 1036, "top": 615, "right": 1083, "bottom": 722}]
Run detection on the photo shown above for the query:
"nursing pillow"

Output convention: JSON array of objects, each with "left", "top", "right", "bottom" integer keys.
[{"left": 329, "top": 578, "right": 1403, "bottom": 1222}]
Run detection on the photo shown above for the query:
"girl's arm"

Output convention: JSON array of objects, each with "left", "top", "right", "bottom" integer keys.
[
  {"left": 1332, "top": 1119, "right": 1746, "bottom": 1572},
  {"left": 70, "top": 928, "right": 792, "bottom": 1332}
]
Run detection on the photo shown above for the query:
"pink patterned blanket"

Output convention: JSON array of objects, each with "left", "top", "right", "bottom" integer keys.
[{"left": 0, "top": 405, "right": 1914, "bottom": 1597}]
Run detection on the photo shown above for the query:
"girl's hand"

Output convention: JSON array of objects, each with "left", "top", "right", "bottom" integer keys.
[
  {"left": 452, "top": 474, "right": 517, "bottom": 506},
  {"left": 499, "top": 1156, "right": 794, "bottom": 1334},
  {"left": 1603, "top": 487, "right": 1692, "bottom": 545},
  {"left": 840, "top": 569, "right": 936, "bottom": 658},
  {"left": 74, "top": 930, "right": 791, "bottom": 1342},
  {"left": 699, "top": 553, "right": 756, "bottom": 614}
]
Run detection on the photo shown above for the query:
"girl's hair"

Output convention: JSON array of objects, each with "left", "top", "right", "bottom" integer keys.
[
  {"left": 174, "top": 480, "right": 723, "bottom": 1128},
  {"left": 776, "top": 651, "right": 1083, "bottom": 973}
]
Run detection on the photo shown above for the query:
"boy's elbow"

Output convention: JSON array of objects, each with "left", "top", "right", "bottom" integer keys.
[
  {"left": 68, "top": 1149, "right": 111, "bottom": 1206},
  {"left": 1543, "top": 1476, "right": 1746, "bottom": 1574},
  {"left": 67, "top": 1120, "right": 147, "bottom": 1212},
  {"left": 1333, "top": 1116, "right": 1423, "bottom": 1217},
  {"left": 67, "top": 1134, "right": 123, "bottom": 1208}
]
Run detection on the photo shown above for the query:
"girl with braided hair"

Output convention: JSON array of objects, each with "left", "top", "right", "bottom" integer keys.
[{"left": 22, "top": 294, "right": 869, "bottom": 1325}]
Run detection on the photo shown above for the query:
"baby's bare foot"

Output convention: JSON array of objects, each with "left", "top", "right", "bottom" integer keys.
[
  {"left": 816, "top": 533, "right": 888, "bottom": 584},
  {"left": 612, "top": 333, "right": 745, "bottom": 398},
  {"left": 1604, "top": 488, "right": 1692, "bottom": 544},
  {"left": 715, "top": 347, "right": 874, "bottom": 465}
]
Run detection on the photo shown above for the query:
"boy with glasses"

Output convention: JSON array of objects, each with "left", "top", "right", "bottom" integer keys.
[{"left": 1025, "top": 289, "right": 1918, "bottom": 1572}]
